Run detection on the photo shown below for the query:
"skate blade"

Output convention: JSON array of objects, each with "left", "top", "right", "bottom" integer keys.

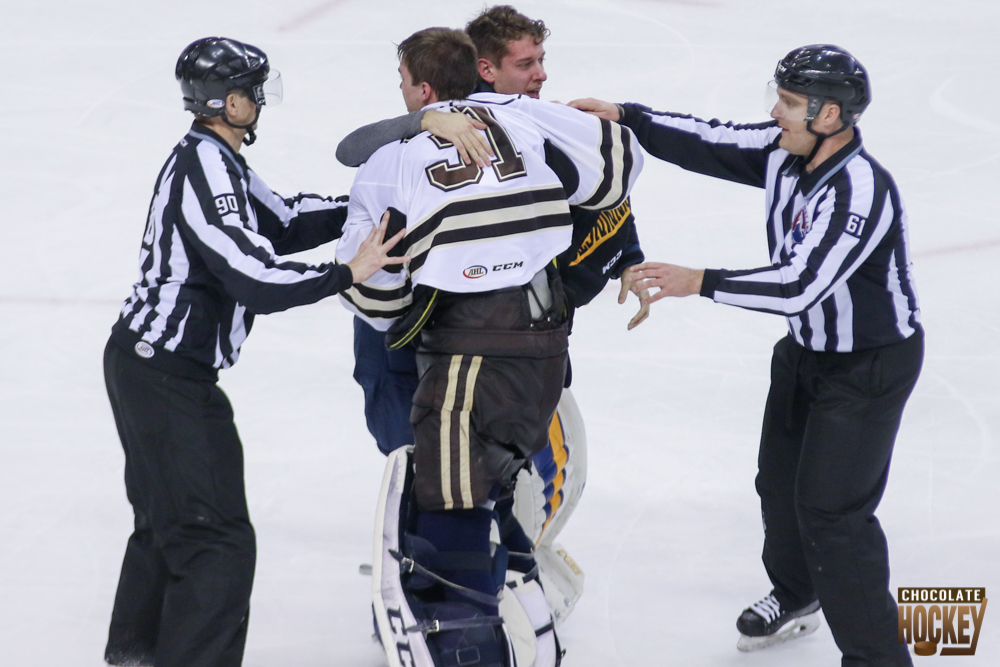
[{"left": 736, "top": 611, "right": 821, "bottom": 652}]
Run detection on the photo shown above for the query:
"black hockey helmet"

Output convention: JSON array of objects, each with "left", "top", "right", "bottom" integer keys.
[
  {"left": 774, "top": 44, "right": 870, "bottom": 125},
  {"left": 175, "top": 37, "right": 275, "bottom": 116}
]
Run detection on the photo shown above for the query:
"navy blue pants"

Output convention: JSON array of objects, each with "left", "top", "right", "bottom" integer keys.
[{"left": 352, "top": 317, "right": 419, "bottom": 455}]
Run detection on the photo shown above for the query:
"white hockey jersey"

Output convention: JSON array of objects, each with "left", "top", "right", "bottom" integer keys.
[{"left": 336, "top": 93, "right": 643, "bottom": 330}]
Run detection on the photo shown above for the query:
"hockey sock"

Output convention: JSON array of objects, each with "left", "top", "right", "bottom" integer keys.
[
  {"left": 415, "top": 508, "right": 502, "bottom": 614},
  {"left": 496, "top": 496, "right": 536, "bottom": 573}
]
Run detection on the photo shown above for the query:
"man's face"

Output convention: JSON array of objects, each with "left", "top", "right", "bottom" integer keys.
[
  {"left": 399, "top": 62, "right": 427, "bottom": 112},
  {"left": 769, "top": 87, "right": 818, "bottom": 156},
  {"left": 488, "top": 35, "right": 547, "bottom": 98}
]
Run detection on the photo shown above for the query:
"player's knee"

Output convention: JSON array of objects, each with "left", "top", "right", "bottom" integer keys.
[{"left": 161, "top": 515, "right": 256, "bottom": 575}]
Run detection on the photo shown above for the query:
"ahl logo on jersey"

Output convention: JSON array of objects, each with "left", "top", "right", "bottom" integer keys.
[
  {"left": 463, "top": 265, "right": 487, "bottom": 279},
  {"left": 791, "top": 208, "right": 811, "bottom": 245}
]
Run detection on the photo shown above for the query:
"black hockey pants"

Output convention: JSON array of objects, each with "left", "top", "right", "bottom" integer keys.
[
  {"left": 103, "top": 339, "right": 255, "bottom": 667},
  {"left": 410, "top": 274, "right": 569, "bottom": 512},
  {"left": 757, "top": 332, "right": 923, "bottom": 667}
]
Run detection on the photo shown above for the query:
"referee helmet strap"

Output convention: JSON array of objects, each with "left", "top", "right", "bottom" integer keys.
[
  {"left": 221, "top": 104, "right": 262, "bottom": 146},
  {"left": 803, "top": 116, "right": 852, "bottom": 165}
]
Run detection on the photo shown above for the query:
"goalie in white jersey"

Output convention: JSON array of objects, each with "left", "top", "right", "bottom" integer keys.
[{"left": 336, "top": 28, "right": 641, "bottom": 667}]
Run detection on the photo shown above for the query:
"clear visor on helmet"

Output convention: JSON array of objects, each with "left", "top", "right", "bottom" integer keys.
[
  {"left": 263, "top": 70, "right": 282, "bottom": 105},
  {"left": 765, "top": 80, "right": 809, "bottom": 122},
  {"left": 251, "top": 70, "right": 283, "bottom": 106}
]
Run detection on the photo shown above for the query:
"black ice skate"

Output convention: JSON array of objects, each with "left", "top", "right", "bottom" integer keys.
[{"left": 735, "top": 592, "right": 821, "bottom": 652}]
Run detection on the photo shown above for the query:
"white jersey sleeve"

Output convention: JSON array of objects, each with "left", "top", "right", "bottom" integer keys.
[
  {"left": 469, "top": 93, "right": 644, "bottom": 210},
  {"left": 335, "top": 147, "right": 411, "bottom": 331}
]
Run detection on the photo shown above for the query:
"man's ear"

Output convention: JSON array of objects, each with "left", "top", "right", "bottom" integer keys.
[
  {"left": 225, "top": 91, "right": 246, "bottom": 115},
  {"left": 822, "top": 101, "right": 843, "bottom": 130},
  {"left": 477, "top": 58, "right": 497, "bottom": 84},
  {"left": 420, "top": 81, "right": 435, "bottom": 105}
]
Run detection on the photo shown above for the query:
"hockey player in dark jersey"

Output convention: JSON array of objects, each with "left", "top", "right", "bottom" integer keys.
[
  {"left": 336, "top": 27, "right": 641, "bottom": 667},
  {"left": 570, "top": 45, "right": 922, "bottom": 667},
  {"left": 103, "top": 37, "right": 405, "bottom": 667},
  {"left": 337, "top": 7, "right": 647, "bottom": 639}
]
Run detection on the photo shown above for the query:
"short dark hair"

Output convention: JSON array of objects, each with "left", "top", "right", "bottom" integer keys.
[
  {"left": 397, "top": 28, "right": 478, "bottom": 102},
  {"left": 465, "top": 5, "right": 549, "bottom": 66}
]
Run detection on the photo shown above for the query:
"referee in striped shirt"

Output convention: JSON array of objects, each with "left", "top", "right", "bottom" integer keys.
[
  {"left": 571, "top": 46, "right": 921, "bottom": 666},
  {"left": 103, "top": 38, "right": 404, "bottom": 667}
]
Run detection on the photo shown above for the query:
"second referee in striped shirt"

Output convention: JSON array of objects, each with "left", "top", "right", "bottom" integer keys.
[{"left": 571, "top": 45, "right": 922, "bottom": 667}]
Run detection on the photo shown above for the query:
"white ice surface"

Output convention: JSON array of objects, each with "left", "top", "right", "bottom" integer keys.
[{"left": 1, "top": 0, "right": 998, "bottom": 664}]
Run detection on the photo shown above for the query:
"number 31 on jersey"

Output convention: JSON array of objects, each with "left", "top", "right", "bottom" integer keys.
[{"left": 425, "top": 106, "right": 527, "bottom": 191}]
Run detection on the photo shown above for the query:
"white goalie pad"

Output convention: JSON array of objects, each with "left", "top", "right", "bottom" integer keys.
[
  {"left": 499, "top": 571, "right": 560, "bottom": 667},
  {"left": 372, "top": 446, "right": 514, "bottom": 667},
  {"left": 514, "top": 389, "right": 587, "bottom": 546},
  {"left": 535, "top": 543, "right": 584, "bottom": 628},
  {"left": 512, "top": 388, "right": 588, "bottom": 548},
  {"left": 372, "top": 446, "right": 437, "bottom": 667},
  {"left": 512, "top": 388, "right": 587, "bottom": 626}
]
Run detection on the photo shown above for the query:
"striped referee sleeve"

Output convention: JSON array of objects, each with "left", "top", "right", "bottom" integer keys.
[
  {"left": 247, "top": 169, "right": 349, "bottom": 254},
  {"left": 704, "top": 157, "right": 893, "bottom": 317},
  {"left": 619, "top": 104, "right": 779, "bottom": 188},
  {"left": 179, "top": 142, "right": 352, "bottom": 315},
  {"left": 509, "top": 98, "right": 643, "bottom": 211}
]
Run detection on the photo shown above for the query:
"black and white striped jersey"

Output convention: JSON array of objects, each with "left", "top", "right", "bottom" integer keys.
[
  {"left": 111, "top": 124, "right": 352, "bottom": 377},
  {"left": 619, "top": 104, "right": 921, "bottom": 352},
  {"left": 336, "top": 93, "right": 642, "bottom": 330}
]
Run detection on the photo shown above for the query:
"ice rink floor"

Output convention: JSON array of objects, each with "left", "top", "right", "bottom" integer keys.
[{"left": 1, "top": 0, "right": 997, "bottom": 664}]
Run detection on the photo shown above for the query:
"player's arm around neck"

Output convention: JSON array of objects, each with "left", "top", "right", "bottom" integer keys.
[{"left": 336, "top": 109, "right": 493, "bottom": 168}]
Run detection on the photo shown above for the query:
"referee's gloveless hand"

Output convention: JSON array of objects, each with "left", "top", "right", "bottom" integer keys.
[
  {"left": 621, "top": 262, "right": 705, "bottom": 304},
  {"left": 346, "top": 211, "right": 409, "bottom": 283}
]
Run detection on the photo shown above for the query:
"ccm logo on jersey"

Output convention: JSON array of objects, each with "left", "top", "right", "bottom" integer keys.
[
  {"left": 463, "top": 261, "right": 524, "bottom": 279},
  {"left": 845, "top": 214, "right": 867, "bottom": 238},
  {"left": 602, "top": 249, "right": 623, "bottom": 275},
  {"left": 493, "top": 261, "right": 523, "bottom": 272}
]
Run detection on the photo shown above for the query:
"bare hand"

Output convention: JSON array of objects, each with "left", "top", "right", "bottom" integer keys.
[
  {"left": 618, "top": 265, "right": 650, "bottom": 330},
  {"left": 346, "top": 211, "right": 409, "bottom": 283},
  {"left": 567, "top": 97, "right": 621, "bottom": 122},
  {"left": 621, "top": 262, "right": 704, "bottom": 304},
  {"left": 422, "top": 111, "right": 494, "bottom": 167}
]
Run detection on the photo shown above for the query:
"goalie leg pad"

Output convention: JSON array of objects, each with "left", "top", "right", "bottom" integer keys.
[
  {"left": 534, "top": 543, "right": 584, "bottom": 628},
  {"left": 373, "top": 447, "right": 513, "bottom": 667},
  {"left": 513, "top": 387, "right": 588, "bottom": 548},
  {"left": 504, "top": 571, "right": 561, "bottom": 667}
]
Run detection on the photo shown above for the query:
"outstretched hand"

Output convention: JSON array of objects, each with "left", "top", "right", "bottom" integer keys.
[
  {"left": 618, "top": 265, "right": 650, "bottom": 330},
  {"left": 621, "top": 262, "right": 704, "bottom": 305},
  {"left": 567, "top": 98, "right": 621, "bottom": 122},
  {"left": 422, "top": 111, "right": 494, "bottom": 167},
  {"left": 346, "top": 211, "right": 409, "bottom": 283}
]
